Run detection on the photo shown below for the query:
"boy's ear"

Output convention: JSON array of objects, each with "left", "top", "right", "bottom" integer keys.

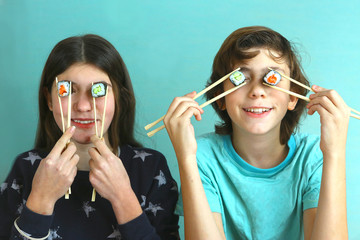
[
  {"left": 44, "top": 87, "right": 53, "bottom": 111},
  {"left": 216, "top": 98, "right": 226, "bottom": 110},
  {"left": 288, "top": 95, "right": 298, "bottom": 111}
]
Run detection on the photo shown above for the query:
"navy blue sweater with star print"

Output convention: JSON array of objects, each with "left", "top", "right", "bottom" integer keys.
[{"left": 0, "top": 145, "right": 179, "bottom": 240}]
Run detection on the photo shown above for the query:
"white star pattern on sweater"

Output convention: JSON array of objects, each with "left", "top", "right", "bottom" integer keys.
[
  {"left": 145, "top": 202, "right": 164, "bottom": 216},
  {"left": 107, "top": 225, "right": 121, "bottom": 239},
  {"left": 82, "top": 201, "right": 96, "bottom": 218},
  {"left": 0, "top": 182, "right": 7, "bottom": 194},
  {"left": 140, "top": 195, "right": 146, "bottom": 207},
  {"left": 132, "top": 150, "right": 152, "bottom": 162},
  {"left": 11, "top": 179, "right": 21, "bottom": 193},
  {"left": 48, "top": 226, "right": 62, "bottom": 240},
  {"left": 17, "top": 199, "right": 26, "bottom": 214},
  {"left": 154, "top": 170, "right": 166, "bottom": 187},
  {"left": 23, "top": 152, "right": 42, "bottom": 165}
]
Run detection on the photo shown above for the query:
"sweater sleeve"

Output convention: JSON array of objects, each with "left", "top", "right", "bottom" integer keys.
[
  {"left": 119, "top": 148, "right": 180, "bottom": 240},
  {"left": 0, "top": 151, "right": 53, "bottom": 240}
]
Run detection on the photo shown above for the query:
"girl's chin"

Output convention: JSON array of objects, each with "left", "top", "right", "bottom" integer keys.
[{"left": 71, "top": 135, "right": 93, "bottom": 145}]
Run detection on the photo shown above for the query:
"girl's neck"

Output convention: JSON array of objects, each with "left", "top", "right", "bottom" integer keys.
[
  {"left": 231, "top": 128, "right": 289, "bottom": 169},
  {"left": 72, "top": 135, "right": 112, "bottom": 171}
]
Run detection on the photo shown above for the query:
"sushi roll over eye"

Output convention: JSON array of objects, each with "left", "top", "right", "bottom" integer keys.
[
  {"left": 91, "top": 82, "right": 107, "bottom": 98},
  {"left": 263, "top": 70, "right": 281, "bottom": 86},
  {"left": 57, "top": 80, "right": 71, "bottom": 97},
  {"left": 229, "top": 70, "right": 246, "bottom": 86}
]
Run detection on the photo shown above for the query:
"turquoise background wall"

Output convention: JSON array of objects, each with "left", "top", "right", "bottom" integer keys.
[{"left": 1, "top": 0, "right": 359, "bottom": 238}]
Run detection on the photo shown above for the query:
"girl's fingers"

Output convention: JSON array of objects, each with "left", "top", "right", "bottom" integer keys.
[
  {"left": 58, "top": 142, "right": 77, "bottom": 163},
  {"left": 90, "top": 135, "right": 112, "bottom": 158},
  {"left": 48, "top": 126, "right": 76, "bottom": 159}
]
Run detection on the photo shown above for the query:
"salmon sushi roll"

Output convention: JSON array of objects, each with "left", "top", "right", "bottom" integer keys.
[{"left": 264, "top": 70, "right": 281, "bottom": 86}]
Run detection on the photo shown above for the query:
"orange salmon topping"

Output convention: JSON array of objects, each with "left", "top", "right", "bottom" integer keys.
[
  {"left": 267, "top": 74, "right": 277, "bottom": 84},
  {"left": 59, "top": 85, "right": 68, "bottom": 96}
]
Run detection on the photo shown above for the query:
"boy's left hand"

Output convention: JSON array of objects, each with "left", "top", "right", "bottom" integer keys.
[{"left": 306, "top": 85, "right": 350, "bottom": 158}]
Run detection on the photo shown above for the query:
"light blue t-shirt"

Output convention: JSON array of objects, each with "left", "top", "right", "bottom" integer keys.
[{"left": 176, "top": 133, "right": 323, "bottom": 240}]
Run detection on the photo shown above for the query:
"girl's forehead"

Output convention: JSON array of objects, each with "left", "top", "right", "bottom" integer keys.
[{"left": 56, "top": 63, "right": 112, "bottom": 87}]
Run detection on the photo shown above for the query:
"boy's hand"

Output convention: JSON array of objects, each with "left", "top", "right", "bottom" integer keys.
[
  {"left": 164, "top": 91, "right": 204, "bottom": 162},
  {"left": 307, "top": 85, "right": 350, "bottom": 159}
]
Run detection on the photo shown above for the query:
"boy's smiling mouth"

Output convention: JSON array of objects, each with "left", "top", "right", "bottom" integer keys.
[{"left": 243, "top": 107, "right": 272, "bottom": 114}]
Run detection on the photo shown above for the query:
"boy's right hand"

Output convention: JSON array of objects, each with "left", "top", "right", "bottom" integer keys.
[
  {"left": 164, "top": 92, "right": 204, "bottom": 162},
  {"left": 26, "top": 126, "right": 79, "bottom": 215}
]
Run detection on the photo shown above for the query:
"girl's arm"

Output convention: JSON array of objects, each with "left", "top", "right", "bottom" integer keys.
[
  {"left": 0, "top": 126, "right": 78, "bottom": 239},
  {"left": 164, "top": 92, "right": 226, "bottom": 240},
  {"left": 305, "top": 85, "right": 349, "bottom": 240}
]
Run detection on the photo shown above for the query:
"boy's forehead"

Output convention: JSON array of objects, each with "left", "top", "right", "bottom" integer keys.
[{"left": 233, "top": 48, "right": 290, "bottom": 73}]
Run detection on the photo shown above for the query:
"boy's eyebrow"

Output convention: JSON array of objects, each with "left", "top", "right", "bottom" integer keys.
[
  {"left": 268, "top": 66, "right": 286, "bottom": 74},
  {"left": 238, "top": 66, "right": 286, "bottom": 74}
]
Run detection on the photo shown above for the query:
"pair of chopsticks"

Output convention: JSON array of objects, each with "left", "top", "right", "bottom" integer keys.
[
  {"left": 55, "top": 77, "right": 72, "bottom": 199},
  {"left": 91, "top": 82, "right": 109, "bottom": 202},
  {"left": 263, "top": 68, "right": 360, "bottom": 120},
  {"left": 145, "top": 68, "right": 246, "bottom": 137}
]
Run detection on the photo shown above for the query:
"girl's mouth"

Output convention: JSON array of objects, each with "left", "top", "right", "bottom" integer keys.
[{"left": 72, "top": 119, "right": 97, "bottom": 129}]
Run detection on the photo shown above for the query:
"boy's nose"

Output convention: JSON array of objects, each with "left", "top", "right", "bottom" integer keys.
[{"left": 248, "top": 81, "right": 266, "bottom": 98}]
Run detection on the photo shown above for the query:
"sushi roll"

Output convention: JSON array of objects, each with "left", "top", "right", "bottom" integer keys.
[
  {"left": 57, "top": 80, "right": 70, "bottom": 97},
  {"left": 264, "top": 70, "right": 281, "bottom": 86},
  {"left": 229, "top": 71, "right": 246, "bottom": 86},
  {"left": 92, "top": 82, "right": 107, "bottom": 98}
]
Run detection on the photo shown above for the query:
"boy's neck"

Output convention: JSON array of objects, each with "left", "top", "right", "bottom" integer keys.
[{"left": 231, "top": 129, "right": 289, "bottom": 169}]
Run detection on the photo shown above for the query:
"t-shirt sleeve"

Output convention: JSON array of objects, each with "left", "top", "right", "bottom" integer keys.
[{"left": 302, "top": 148, "right": 323, "bottom": 211}]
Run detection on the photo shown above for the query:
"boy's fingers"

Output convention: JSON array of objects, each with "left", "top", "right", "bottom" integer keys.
[
  {"left": 311, "top": 85, "right": 327, "bottom": 93},
  {"left": 48, "top": 126, "right": 76, "bottom": 159},
  {"left": 184, "top": 91, "right": 197, "bottom": 98}
]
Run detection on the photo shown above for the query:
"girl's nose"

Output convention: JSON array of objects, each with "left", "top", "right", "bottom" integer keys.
[{"left": 73, "top": 94, "right": 92, "bottom": 112}]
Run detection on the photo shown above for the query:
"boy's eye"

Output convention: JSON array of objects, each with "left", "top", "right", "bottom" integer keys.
[
  {"left": 263, "top": 70, "right": 281, "bottom": 86},
  {"left": 57, "top": 80, "right": 71, "bottom": 97},
  {"left": 91, "top": 82, "right": 107, "bottom": 98},
  {"left": 229, "top": 70, "right": 246, "bottom": 86}
]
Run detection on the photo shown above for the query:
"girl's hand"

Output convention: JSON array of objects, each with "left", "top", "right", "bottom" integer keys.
[
  {"left": 27, "top": 126, "right": 79, "bottom": 215},
  {"left": 88, "top": 136, "right": 131, "bottom": 203},
  {"left": 88, "top": 136, "right": 142, "bottom": 223},
  {"left": 306, "top": 85, "right": 350, "bottom": 159},
  {"left": 163, "top": 91, "right": 204, "bottom": 162}
]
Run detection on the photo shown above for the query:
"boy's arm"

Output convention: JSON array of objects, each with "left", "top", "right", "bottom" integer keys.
[
  {"left": 179, "top": 154, "right": 226, "bottom": 240},
  {"left": 164, "top": 92, "right": 226, "bottom": 240},
  {"left": 306, "top": 85, "right": 349, "bottom": 240}
]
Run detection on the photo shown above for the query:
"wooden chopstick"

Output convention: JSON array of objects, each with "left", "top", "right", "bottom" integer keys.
[
  {"left": 268, "top": 67, "right": 360, "bottom": 116},
  {"left": 263, "top": 82, "right": 360, "bottom": 120},
  {"left": 147, "top": 82, "right": 247, "bottom": 137},
  {"left": 144, "top": 68, "right": 241, "bottom": 131}
]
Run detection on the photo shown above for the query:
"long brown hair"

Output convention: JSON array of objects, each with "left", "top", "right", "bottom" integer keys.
[
  {"left": 205, "top": 26, "right": 309, "bottom": 144},
  {"left": 35, "top": 34, "right": 141, "bottom": 152}
]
